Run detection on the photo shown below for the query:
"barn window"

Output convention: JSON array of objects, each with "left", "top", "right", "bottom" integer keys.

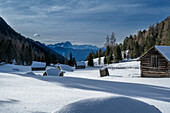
[{"left": 151, "top": 55, "right": 158, "bottom": 67}]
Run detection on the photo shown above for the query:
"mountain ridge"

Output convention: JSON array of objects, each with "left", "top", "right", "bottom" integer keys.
[
  {"left": 0, "top": 17, "right": 65, "bottom": 65},
  {"left": 48, "top": 41, "right": 99, "bottom": 61},
  {"left": 48, "top": 41, "right": 99, "bottom": 50}
]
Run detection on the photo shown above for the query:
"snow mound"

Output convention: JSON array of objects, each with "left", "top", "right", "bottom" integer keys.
[
  {"left": 55, "top": 97, "right": 161, "bottom": 113},
  {"left": 46, "top": 68, "right": 63, "bottom": 76},
  {"left": 55, "top": 64, "right": 74, "bottom": 72}
]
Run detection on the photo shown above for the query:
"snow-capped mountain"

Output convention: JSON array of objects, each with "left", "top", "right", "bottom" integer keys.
[
  {"left": 48, "top": 41, "right": 98, "bottom": 50},
  {"left": 47, "top": 41, "right": 99, "bottom": 61}
]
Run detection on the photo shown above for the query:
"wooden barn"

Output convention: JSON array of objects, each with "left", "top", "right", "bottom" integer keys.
[
  {"left": 31, "top": 61, "right": 46, "bottom": 71},
  {"left": 137, "top": 46, "right": 170, "bottom": 77},
  {"left": 76, "top": 61, "right": 86, "bottom": 69}
]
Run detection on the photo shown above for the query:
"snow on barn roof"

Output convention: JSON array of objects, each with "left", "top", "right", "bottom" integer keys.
[
  {"left": 155, "top": 46, "right": 170, "bottom": 62},
  {"left": 31, "top": 61, "right": 46, "bottom": 68},
  {"left": 77, "top": 61, "right": 85, "bottom": 66}
]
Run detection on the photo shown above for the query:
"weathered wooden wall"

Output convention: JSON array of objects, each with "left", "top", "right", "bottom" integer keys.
[
  {"left": 168, "top": 62, "right": 170, "bottom": 77},
  {"left": 140, "top": 48, "right": 169, "bottom": 77}
]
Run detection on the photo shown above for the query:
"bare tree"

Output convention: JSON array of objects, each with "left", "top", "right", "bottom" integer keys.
[
  {"left": 110, "top": 32, "right": 116, "bottom": 48},
  {"left": 104, "top": 35, "right": 110, "bottom": 47}
]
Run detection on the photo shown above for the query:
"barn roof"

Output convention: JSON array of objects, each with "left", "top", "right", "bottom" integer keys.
[
  {"left": 31, "top": 61, "right": 46, "bottom": 68},
  {"left": 155, "top": 46, "right": 170, "bottom": 62},
  {"left": 138, "top": 46, "right": 170, "bottom": 62}
]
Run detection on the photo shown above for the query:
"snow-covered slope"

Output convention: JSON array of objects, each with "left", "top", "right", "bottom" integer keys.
[{"left": 0, "top": 61, "right": 170, "bottom": 113}]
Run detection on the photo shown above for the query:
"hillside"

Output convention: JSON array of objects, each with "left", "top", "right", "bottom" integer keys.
[
  {"left": 122, "top": 16, "right": 170, "bottom": 58},
  {"left": 0, "top": 17, "right": 65, "bottom": 65}
]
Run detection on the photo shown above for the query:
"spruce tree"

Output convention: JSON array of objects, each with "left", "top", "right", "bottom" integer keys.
[
  {"left": 98, "top": 49, "right": 101, "bottom": 65},
  {"left": 68, "top": 52, "right": 74, "bottom": 66},
  {"left": 88, "top": 53, "right": 94, "bottom": 67},
  {"left": 166, "top": 31, "right": 170, "bottom": 46},
  {"left": 28, "top": 46, "right": 32, "bottom": 65},
  {"left": 105, "top": 46, "right": 110, "bottom": 57},
  {"left": 95, "top": 51, "right": 98, "bottom": 58},
  {"left": 21, "top": 44, "right": 25, "bottom": 65},
  {"left": 104, "top": 55, "right": 107, "bottom": 65},
  {"left": 132, "top": 42, "right": 139, "bottom": 58},
  {"left": 73, "top": 57, "right": 77, "bottom": 66},
  {"left": 65, "top": 53, "right": 68, "bottom": 65},
  {"left": 114, "top": 45, "right": 122, "bottom": 62},
  {"left": 107, "top": 50, "right": 113, "bottom": 64},
  {"left": 6, "top": 39, "right": 13, "bottom": 63}
]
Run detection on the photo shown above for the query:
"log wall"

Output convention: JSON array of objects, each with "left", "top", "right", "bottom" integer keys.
[{"left": 140, "top": 48, "right": 169, "bottom": 77}]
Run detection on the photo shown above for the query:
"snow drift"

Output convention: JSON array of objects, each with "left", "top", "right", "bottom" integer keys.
[
  {"left": 57, "top": 64, "right": 74, "bottom": 72},
  {"left": 45, "top": 68, "right": 63, "bottom": 76},
  {"left": 56, "top": 97, "right": 161, "bottom": 113}
]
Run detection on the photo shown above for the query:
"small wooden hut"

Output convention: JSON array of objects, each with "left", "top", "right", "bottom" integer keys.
[
  {"left": 137, "top": 46, "right": 170, "bottom": 77},
  {"left": 31, "top": 61, "right": 46, "bottom": 71},
  {"left": 76, "top": 61, "right": 86, "bottom": 69}
]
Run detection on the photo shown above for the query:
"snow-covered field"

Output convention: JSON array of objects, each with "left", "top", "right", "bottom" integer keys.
[{"left": 0, "top": 60, "right": 170, "bottom": 113}]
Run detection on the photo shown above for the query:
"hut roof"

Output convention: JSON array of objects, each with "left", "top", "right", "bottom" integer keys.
[
  {"left": 138, "top": 46, "right": 170, "bottom": 62},
  {"left": 77, "top": 61, "right": 86, "bottom": 66},
  {"left": 155, "top": 46, "right": 170, "bottom": 62},
  {"left": 31, "top": 61, "right": 46, "bottom": 68}
]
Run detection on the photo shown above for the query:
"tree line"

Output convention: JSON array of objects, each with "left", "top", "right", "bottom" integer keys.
[
  {"left": 86, "top": 16, "right": 170, "bottom": 66},
  {"left": 86, "top": 32, "right": 122, "bottom": 66},
  {"left": 64, "top": 52, "right": 77, "bottom": 67}
]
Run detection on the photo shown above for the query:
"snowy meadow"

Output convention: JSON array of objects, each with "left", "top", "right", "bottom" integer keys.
[{"left": 0, "top": 60, "right": 170, "bottom": 113}]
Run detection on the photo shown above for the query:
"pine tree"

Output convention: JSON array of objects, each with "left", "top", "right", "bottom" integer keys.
[
  {"left": 107, "top": 50, "right": 113, "bottom": 64},
  {"left": 6, "top": 39, "right": 13, "bottom": 63},
  {"left": 28, "top": 46, "right": 33, "bottom": 65},
  {"left": 88, "top": 53, "right": 94, "bottom": 67},
  {"left": 70, "top": 52, "right": 72, "bottom": 60},
  {"left": 73, "top": 57, "right": 77, "bottom": 66},
  {"left": 91, "top": 51, "right": 95, "bottom": 59},
  {"left": 104, "top": 55, "right": 107, "bottom": 65},
  {"left": 98, "top": 49, "right": 101, "bottom": 65},
  {"left": 95, "top": 51, "right": 98, "bottom": 58},
  {"left": 166, "top": 31, "right": 170, "bottom": 46},
  {"left": 65, "top": 53, "right": 68, "bottom": 65},
  {"left": 132, "top": 42, "right": 140, "bottom": 58},
  {"left": 114, "top": 45, "right": 122, "bottom": 62},
  {"left": 105, "top": 46, "right": 110, "bottom": 57},
  {"left": 21, "top": 44, "right": 25, "bottom": 65},
  {"left": 68, "top": 52, "right": 74, "bottom": 66},
  {"left": 51, "top": 54, "right": 57, "bottom": 64}
]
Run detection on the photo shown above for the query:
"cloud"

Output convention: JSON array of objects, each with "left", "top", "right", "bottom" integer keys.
[
  {"left": 0, "top": 0, "right": 169, "bottom": 47},
  {"left": 118, "top": 3, "right": 146, "bottom": 8}
]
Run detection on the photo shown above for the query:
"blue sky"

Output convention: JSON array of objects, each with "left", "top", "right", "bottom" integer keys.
[{"left": 0, "top": 0, "right": 170, "bottom": 47}]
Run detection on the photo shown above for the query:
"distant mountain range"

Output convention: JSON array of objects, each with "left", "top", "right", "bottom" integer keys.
[
  {"left": 48, "top": 41, "right": 98, "bottom": 50},
  {"left": 48, "top": 41, "right": 99, "bottom": 61},
  {"left": 0, "top": 17, "right": 65, "bottom": 65}
]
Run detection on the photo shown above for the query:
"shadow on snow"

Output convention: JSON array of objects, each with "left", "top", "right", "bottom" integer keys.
[{"left": 12, "top": 72, "right": 170, "bottom": 103}]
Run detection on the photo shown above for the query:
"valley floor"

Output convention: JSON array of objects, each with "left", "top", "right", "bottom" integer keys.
[{"left": 0, "top": 61, "right": 170, "bottom": 113}]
